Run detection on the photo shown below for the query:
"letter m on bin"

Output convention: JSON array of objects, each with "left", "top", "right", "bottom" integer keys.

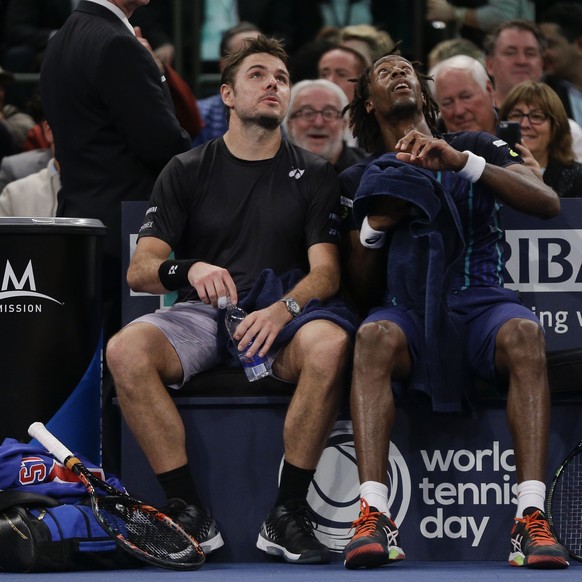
[{"left": 2, "top": 260, "right": 36, "bottom": 291}]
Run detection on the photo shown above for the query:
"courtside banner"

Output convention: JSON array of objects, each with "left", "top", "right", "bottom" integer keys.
[
  {"left": 307, "top": 405, "right": 582, "bottom": 560},
  {"left": 503, "top": 199, "right": 582, "bottom": 351}
]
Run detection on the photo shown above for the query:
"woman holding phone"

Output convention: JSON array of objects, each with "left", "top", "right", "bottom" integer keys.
[{"left": 499, "top": 81, "right": 582, "bottom": 198}]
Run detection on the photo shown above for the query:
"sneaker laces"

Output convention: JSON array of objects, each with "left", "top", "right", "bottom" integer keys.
[
  {"left": 515, "top": 510, "right": 556, "bottom": 547},
  {"left": 281, "top": 502, "right": 319, "bottom": 538},
  {"left": 351, "top": 499, "right": 383, "bottom": 539}
]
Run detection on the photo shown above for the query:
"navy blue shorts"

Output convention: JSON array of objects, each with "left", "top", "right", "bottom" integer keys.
[{"left": 363, "top": 287, "right": 541, "bottom": 383}]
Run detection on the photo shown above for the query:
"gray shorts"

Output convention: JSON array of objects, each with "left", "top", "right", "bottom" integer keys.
[
  {"left": 133, "top": 300, "right": 279, "bottom": 389},
  {"left": 133, "top": 301, "right": 224, "bottom": 389}
]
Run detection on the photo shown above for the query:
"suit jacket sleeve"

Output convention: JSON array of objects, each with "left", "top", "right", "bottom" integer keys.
[{"left": 97, "top": 33, "right": 190, "bottom": 171}]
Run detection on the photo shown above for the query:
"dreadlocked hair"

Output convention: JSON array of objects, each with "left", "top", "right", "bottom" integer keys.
[{"left": 346, "top": 46, "right": 441, "bottom": 154}]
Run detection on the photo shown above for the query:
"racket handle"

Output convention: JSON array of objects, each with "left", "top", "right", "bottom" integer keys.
[{"left": 28, "top": 422, "right": 74, "bottom": 464}]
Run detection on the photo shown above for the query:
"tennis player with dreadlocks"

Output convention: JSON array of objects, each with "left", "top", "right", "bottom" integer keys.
[{"left": 340, "top": 53, "right": 570, "bottom": 570}]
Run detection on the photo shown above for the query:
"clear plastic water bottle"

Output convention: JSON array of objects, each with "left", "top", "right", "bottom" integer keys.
[{"left": 223, "top": 300, "right": 272, "bottom": 382}]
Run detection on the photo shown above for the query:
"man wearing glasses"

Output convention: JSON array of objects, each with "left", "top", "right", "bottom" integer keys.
[{"left": 284, "top": 79, "right": 368, "bottom": 173}]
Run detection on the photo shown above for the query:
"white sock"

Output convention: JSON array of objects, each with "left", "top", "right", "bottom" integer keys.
[
  {"left": 360, "top": 481, "right": 390, "bottom": 516},
  {"left": 516, "top": 480, "right": 546, "bottom": 517}
]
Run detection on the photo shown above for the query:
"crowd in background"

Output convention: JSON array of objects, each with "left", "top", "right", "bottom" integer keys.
[{"left": 0, "top": 1, "right": 581, "bottom": 187}]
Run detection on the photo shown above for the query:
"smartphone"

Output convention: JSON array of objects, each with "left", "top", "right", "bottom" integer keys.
[{"left": 496, "top": 121, "right": 521, "bottom": 150}]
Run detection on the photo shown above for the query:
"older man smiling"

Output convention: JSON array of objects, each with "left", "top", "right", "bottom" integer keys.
[{"left": 284, "top": 79, "right": 368, "bottom": 172}]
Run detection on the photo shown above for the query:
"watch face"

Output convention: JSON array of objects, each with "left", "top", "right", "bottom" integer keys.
[{"left": 284, "top": 298, "right": 300, "bottom": 316}]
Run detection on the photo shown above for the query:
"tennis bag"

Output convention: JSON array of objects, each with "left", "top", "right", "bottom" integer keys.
[{"left": 0, "top": 438, "right": 141, "bottom": 572}]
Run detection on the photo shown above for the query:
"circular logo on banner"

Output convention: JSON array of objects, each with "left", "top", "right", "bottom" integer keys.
[{"left": 280, "top": 420, "right": 411, "bottom": 552}]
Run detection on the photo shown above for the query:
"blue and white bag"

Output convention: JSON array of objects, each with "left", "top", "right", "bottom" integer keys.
[{"left": 0, "top": 438, "right": 141, "bottom": 572}]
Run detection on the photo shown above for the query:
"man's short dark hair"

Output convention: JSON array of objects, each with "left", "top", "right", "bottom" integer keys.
[
  {"left": 221, "top": 35, "right": 288, "bottom": 87},
  {"left": 539, "top": 3, "right": 582, "bottom": 42},
  {"left": 483, "top": 19, "right": 546, "bottom": 56}
]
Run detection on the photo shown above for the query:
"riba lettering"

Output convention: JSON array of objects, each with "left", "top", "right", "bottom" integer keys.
[{"left": 504, "top": 229, "right": 582, "bottom": 292}]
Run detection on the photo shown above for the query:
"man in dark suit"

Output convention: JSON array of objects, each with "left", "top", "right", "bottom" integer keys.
[
  {"left": 40, "top": 0, "right": 191, "bottom": 471},
  {"left": 41, "top": 0, "right": 190, "bottom": 338}
]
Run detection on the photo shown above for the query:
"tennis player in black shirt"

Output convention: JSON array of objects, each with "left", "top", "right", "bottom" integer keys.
[{"left": 106, "top": 35, "right": 357, "bottom": 564}]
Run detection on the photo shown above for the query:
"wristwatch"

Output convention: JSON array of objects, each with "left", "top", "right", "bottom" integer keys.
[{"left": 280, "top": 297, "right": 301, "bottom": 318}]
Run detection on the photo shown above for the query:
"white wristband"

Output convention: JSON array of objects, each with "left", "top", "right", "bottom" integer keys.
[
  {"left": 457, "top": 150, "right": 486, "bottom": 183},
  {"left": 360, "top": 216, "right": 387, "bottom": 249}
]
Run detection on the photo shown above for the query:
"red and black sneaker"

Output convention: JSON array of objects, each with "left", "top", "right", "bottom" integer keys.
[
  {"left": 508, "top": 507, "right": 569, "bottom": 569},
  {"left": 343, "top": 498, "right": 405, "bottom": 569}
]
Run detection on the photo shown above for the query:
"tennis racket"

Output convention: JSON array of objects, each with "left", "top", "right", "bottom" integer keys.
[
  {"left": 546, "top": 438, "right": 582, "bottom": 562},
  {"left": 28, "top": 422, "right": 205, "bottom": 570}
]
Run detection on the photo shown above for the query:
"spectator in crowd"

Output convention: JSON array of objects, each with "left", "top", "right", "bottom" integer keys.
[
  {"left": 106, "top": 35, "right": 356, "bottom": 563},
  {"left": 430, "top": 55, "right": 539, "bottom": 177},
  {"left": 427, "top": 37, "right": 485, "bottom": 69},
  {"left": 0, "top": 146, "right": 51, "bottom": 191},
  {"left": 426, "top": 0, "right": 535, "bottom": 47},
  {"left": 192, "top": 22, "right": 261, "bottom": 147},
  {"left": 431, "top": 53, "right": 582, "bottom": 170},
  {"left": 288, "top": 37, "right": 337, "bottom": 85},
  {"left": 484, "top": 19, "right": 582, "bottom": 160},
  {"left": 283, "top": 79, "right": 368, "bottom": 172},
  {"left": 318, "top": 45, "right": 368, "bottom": 103},
  {"left": 484, "top": 20, "right": 546, "bottom": 105},
  {"left": 0, "top": 120, "right": 59, "bottom": 216},
  {"left": 339, "top": 52, "right": 568, "bottom": 570},
  {"left": 538, "top": 3, "right": 582, "bottom": 126},
  {"left": 339, "top": 24, "right": 395, "bottom": 65},
  {"left": 430, "top": 54, "right": 497, "bottom": 134},
  {"left": 0, "top": 65, "right": 35, "bottom": 154},
  {"left": 0, "top": 88, "right": 51, "bottom": 186},
  {"left": 40, "top": 0, "right": 191, "bottom": 473},
  {"left": 500, "top": 81, "right": 582, "bottom": 197}
]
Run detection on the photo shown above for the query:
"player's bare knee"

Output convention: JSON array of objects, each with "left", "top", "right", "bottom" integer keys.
[
  {"left": 356, "top": 320, "right": 403, "bottom": 363},
  {"left": 302, "top": 327, "right": 351, "bottom": 377},
  {"left": 106, "top": 326, "right": 150, "bottom": 382},
  {"left": 497, "top": 318, "right": 546, "bottom": 364}
]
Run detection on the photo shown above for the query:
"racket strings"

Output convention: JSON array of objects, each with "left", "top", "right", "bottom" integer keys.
[
  {"left": 551, "top": 454, "right": 582, "bottom": 558},
  {"left": 97, "top": 497, "right": 204, "bottom": 564}
]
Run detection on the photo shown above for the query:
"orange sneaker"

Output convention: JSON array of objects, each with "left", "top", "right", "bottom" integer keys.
[
  {"left": 343, "top": 498, "right": 405, "bottom": 569},
  {"left": 508, "top": 507, "right": 569, "bottom": 569}
]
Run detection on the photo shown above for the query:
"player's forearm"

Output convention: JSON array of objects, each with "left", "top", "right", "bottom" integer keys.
[
  {"left": 482, "top": 164, "right": 560, "bottom": 218},
  {"left": 127, "top": 252, "right": 169, "bottom": 295}
]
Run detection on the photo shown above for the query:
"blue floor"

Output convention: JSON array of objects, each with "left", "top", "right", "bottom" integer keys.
[{"left": 1, "top": 561, "right": 580, "bottom": 581}]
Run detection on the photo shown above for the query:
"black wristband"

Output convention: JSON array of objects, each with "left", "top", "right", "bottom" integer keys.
[{"left": 158, "top": 259, "right": 198, "bottom": 291}]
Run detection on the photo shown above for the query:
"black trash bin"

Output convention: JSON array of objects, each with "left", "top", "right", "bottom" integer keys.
[{"left": 0, "top": 217, "right": 106, "bottom": 462}]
